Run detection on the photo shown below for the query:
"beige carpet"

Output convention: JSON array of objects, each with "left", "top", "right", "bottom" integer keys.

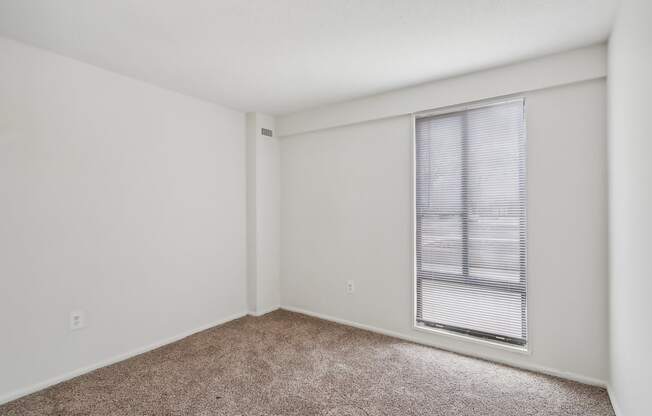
[{"left": 1, "top": 310, "right": 614, "bottom": 415}]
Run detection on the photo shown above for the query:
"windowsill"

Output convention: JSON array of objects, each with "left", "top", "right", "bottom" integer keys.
[{"left": 413, "top": 323, "right": 531, "bottom": 355}]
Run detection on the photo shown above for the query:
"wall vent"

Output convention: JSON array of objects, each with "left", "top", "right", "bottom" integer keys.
[{"left": 261, "top": 128, "right": 273, "bottom": 137}]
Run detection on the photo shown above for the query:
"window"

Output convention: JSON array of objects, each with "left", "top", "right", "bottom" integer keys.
[{"left": 414, "top": 98, "right": 527, "bottom": 347}]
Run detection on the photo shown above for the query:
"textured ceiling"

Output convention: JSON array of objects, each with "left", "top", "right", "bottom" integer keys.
[{"left": 0, "top": 0, "right": 618, "bottom": 114}]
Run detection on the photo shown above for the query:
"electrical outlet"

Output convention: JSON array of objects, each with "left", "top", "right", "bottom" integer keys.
[
  {"left": 346, "top": 280, "right": 355, "bottom": 294},
  {"left": 70, "top": 310, "right": 86, "bottom": 330}
]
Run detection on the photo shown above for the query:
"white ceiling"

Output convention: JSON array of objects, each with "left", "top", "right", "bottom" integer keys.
[{"left": 0, "top": 1, "right": 618, "bottom": 115}]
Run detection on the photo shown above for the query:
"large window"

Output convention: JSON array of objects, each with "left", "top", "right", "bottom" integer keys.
[{"left": 414, "top": 98, "right": 527, "bottom": 347}]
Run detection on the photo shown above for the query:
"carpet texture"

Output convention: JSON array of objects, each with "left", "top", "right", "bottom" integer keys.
[{"left": 1, "top": 310, "right": 614, "bottom": 415}]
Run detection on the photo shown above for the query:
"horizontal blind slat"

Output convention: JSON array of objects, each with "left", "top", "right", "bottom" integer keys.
[{"left": 415, "top": 98, "right": 527, "bottom": 346}]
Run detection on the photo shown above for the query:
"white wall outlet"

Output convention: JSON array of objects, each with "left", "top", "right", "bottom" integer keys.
[
  {"left": 70, "top": 310, "right": 86, "bottom": 330},
  {"left": 346, "top": 280, "right": 355, "bottom": 294}
]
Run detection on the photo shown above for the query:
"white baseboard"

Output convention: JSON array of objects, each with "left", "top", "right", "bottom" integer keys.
[
  {"left": 248, "top": 304, "right": 280, "bottom": 317},
  {"left": 607, "top": 385, "right": 622, "bottom": 416},
  {"left": 2, "top": 306, "right": 610, "bottom": 408},
  {"left": 281, "top": 305, "right": 607, "bottom": 388},
  {"left": 0, "top": 310, "right": 248, "bottom": 406}
]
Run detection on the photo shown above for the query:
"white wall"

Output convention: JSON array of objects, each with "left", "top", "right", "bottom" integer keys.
[
  {"left": 246, "top": 114, "right": 258, "bottom": 311},
  {"left": 246, "top": 113, "right": 281, "bottom": 315},
  {"left": 255, "top": 115, "right": 281, "bottom": 313},
  {"left": 608, "top": 0, "right": 652, "bottom": 414},
  {"left": 280, "top": 76, "right": 609, "bottom": 383},
  {"left": 0, "top": 37, "right": 247, "bottom": 401}
]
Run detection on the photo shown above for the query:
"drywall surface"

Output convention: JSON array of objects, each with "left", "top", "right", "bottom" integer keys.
[
  {"left": 277, "top": 44, "right": 607, "bottom": 137},
  {"left": 0, "top": 37, "right": 247, "bottom": 401},
  {"left": 246, "top": 114, "right": 258, "bottom": 312},
  {"left": 608, "top": 0, "right": 652, "bottom": 414},
  {"left": 281, "top": 79, "right": 608, "bottom": 383},
  {"left": 255, "top": 115, "right": 281, "bottom": 314},
  {"left": 246, "top": 113, "right": 281, "bottom": 315}
]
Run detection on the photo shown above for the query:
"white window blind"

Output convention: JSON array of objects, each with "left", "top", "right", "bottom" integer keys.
[{"left": 415, "top": 98, "right": 527, "bottom": 347}]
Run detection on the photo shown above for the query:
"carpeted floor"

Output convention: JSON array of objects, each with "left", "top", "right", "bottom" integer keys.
[{"left": 1, "top": 310, "right": 614, "bottom": 415}]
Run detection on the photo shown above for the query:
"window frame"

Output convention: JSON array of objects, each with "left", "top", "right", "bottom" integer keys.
[{"left": 411, "top": 96, "right": 529, "bottom": 353}]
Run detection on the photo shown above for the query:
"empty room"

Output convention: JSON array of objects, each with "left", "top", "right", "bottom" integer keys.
[{"left": 0, "top": 1, "right": 650, "bottom": 415}]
